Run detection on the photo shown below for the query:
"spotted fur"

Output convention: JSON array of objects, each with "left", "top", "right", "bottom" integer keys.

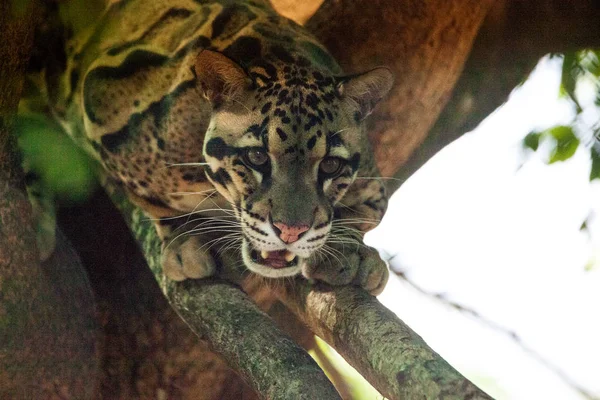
[{"left": 33, "top": 0, "right": 393, "bottom": 292}]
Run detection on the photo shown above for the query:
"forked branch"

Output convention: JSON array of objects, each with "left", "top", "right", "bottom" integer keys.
[{"left": 107, "top": 181, "right": 491, "bottom": 399}]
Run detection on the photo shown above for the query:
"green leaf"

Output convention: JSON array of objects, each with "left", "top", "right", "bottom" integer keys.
[
  {"left": 591, "top": 146, "right": 600, "bottom": 181},
  {"left": 587, "top": 50, "right": 600, "bottom": 77},
  {"left": 548, "top": 126, "right": 580, "bottom": 163},
  {"left": 523, "top": 132, "right": 541, "bottom": 151},
  {"left": 560, "top": 53, "right": 583, "bottom": 113},
  {"left": 15, "top": 115, "right": 97, "bottom": 202}
]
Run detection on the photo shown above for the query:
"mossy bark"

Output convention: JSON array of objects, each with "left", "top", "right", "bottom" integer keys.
[{"left": 276, "top": 283, "right": 492, "bottom": 399}]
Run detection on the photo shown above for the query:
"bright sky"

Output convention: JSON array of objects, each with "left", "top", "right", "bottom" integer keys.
[{"left": 367, "top": 56, "right": 600, "bottom": 399}]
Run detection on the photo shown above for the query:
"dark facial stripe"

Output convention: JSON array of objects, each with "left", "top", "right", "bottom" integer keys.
[
  {"left": 205, "top": 137, "right": 238, "bottom": 160},
  {"left": 244, "top": 209, "right": 266, "bottom": 222},
  {"left": 145, "top": 196, "right": 169, "bottom": 208},
  {"left": 182, "top": 171, "right": 206, "bottom": 182},
  {"left": 101, "top": 125, "right": 129, "bottom": 153},
  {"left": 206, "top": 167, "right": 232, "bottom": 186},
  {"left": 327, "top": 131, "right": 344, "bottom": 148},
  {"left": 247, "top": 223, "right": 268, "bottom": 237},
  {"left": 314, "top": 219, "right": 331, "bottom": 230},
  {"left": 307, "top": 234, "right": 326, "bottom": 243},
  {"left": 246, "top": 116, "right": 270, "bottom": 140},
  {"left": 349, "top": 152, "right": 361, "bottom": 172}
]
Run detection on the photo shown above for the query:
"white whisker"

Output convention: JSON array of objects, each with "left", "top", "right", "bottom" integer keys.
[
  {"left": 167, "top": 189, "right": 217, "bottom": 196},
  {"left": 355, "top": 176, "right": 402, "bottom": 181},
  {"left": 143, "top": 207, "right": 236, "bottom": 222},
  {"left": 164, "top": 162, "right": 209, "bottom": 168}
]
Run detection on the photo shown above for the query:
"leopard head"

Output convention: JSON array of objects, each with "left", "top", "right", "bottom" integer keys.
[{"left": 195, "top": 50, "right": 392, "bottom": 278}]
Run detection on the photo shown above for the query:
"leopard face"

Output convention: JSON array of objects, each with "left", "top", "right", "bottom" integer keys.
[{"left": 197, "top": 51, "right": 392, "bottom": 278}]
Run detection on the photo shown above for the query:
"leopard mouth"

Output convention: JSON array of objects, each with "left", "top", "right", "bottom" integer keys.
[
  {"left": 242, "top": 240, "right": 302, "bottom": 278},
  {"left": 250, "top": 248, "right": 298, "bottom": 269}
]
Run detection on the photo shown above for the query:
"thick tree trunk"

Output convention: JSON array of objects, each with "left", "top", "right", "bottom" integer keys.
[{"left": 0, "top": 1, "right": 98, "bottom": 398}]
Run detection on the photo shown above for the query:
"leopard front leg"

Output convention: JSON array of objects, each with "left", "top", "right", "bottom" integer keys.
[
  {"left": 127, "top": 190, "right": 217, "bottom": 281},
  {"left": 303, "top": 177, "right": 390, "bottom": 295},
  {"left": 157, "top": 220, "right": 216, "bottom": 281}
]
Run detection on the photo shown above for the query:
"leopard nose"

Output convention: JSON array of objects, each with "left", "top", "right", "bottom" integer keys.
[{"left": 272, "top": 222, "right": 310, "bottom": 244}]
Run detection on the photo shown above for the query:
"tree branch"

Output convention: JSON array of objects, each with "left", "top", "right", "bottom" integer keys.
[
  {"left": 102, "top": 177, "right": 492, "bottom": 398},
  {"left": 275, "top": 281, "right": 492, "bottom": 399}
]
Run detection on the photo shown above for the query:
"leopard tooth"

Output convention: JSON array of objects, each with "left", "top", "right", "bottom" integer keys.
[
  {"left": 260, "top": 250, "right": 270, "bottom": 260},
  {"left": 284, "top": 251, "right": 296, "bottom": 262}
]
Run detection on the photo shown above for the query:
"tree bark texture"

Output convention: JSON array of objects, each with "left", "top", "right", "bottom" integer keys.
[{"left": 58, "top": 191, "right": 262, "bottom": 399}]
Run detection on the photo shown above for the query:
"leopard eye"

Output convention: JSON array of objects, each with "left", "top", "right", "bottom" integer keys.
[
  {"left": 244, "top": 148, "right": 269, "bottom": 168},
  {"left": 319, "top": 157, "right": 343, "bottom": 177}
]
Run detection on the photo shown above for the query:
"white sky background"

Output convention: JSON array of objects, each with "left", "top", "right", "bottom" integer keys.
[{"left": 366, "top": 56, "right": 600, "bottom": 399}]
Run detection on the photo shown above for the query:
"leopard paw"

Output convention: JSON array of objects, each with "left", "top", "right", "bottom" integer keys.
[
  {"left": 350, "top": 246, "right": 389, "bottom": 296},
  {"left": 303, "top": 244, "right": 389, "bottom": 295},
  {"left": 161, "top": 236, "right": 216, "bottom": 281}
]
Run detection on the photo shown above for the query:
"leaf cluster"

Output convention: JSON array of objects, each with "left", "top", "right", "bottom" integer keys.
[{"left": 524, "top": 51, "right": 600, "bottom": 181}]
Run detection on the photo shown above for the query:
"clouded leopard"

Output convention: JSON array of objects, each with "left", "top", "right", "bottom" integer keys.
[{"left": 29, "top": 0, "right": 393, "bottom": 294}]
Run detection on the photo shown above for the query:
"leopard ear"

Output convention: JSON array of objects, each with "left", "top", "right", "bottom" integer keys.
[
  {"left": 195, "top": 50, "right": 251, "bottom": 106},
  {"left": 338, "top": 67, "right": 394, "bottom": 121}
]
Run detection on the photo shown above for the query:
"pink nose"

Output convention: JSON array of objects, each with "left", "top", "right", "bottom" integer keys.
[{"left": 273, "top": 222, "right": 309, "bottom": 244}]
